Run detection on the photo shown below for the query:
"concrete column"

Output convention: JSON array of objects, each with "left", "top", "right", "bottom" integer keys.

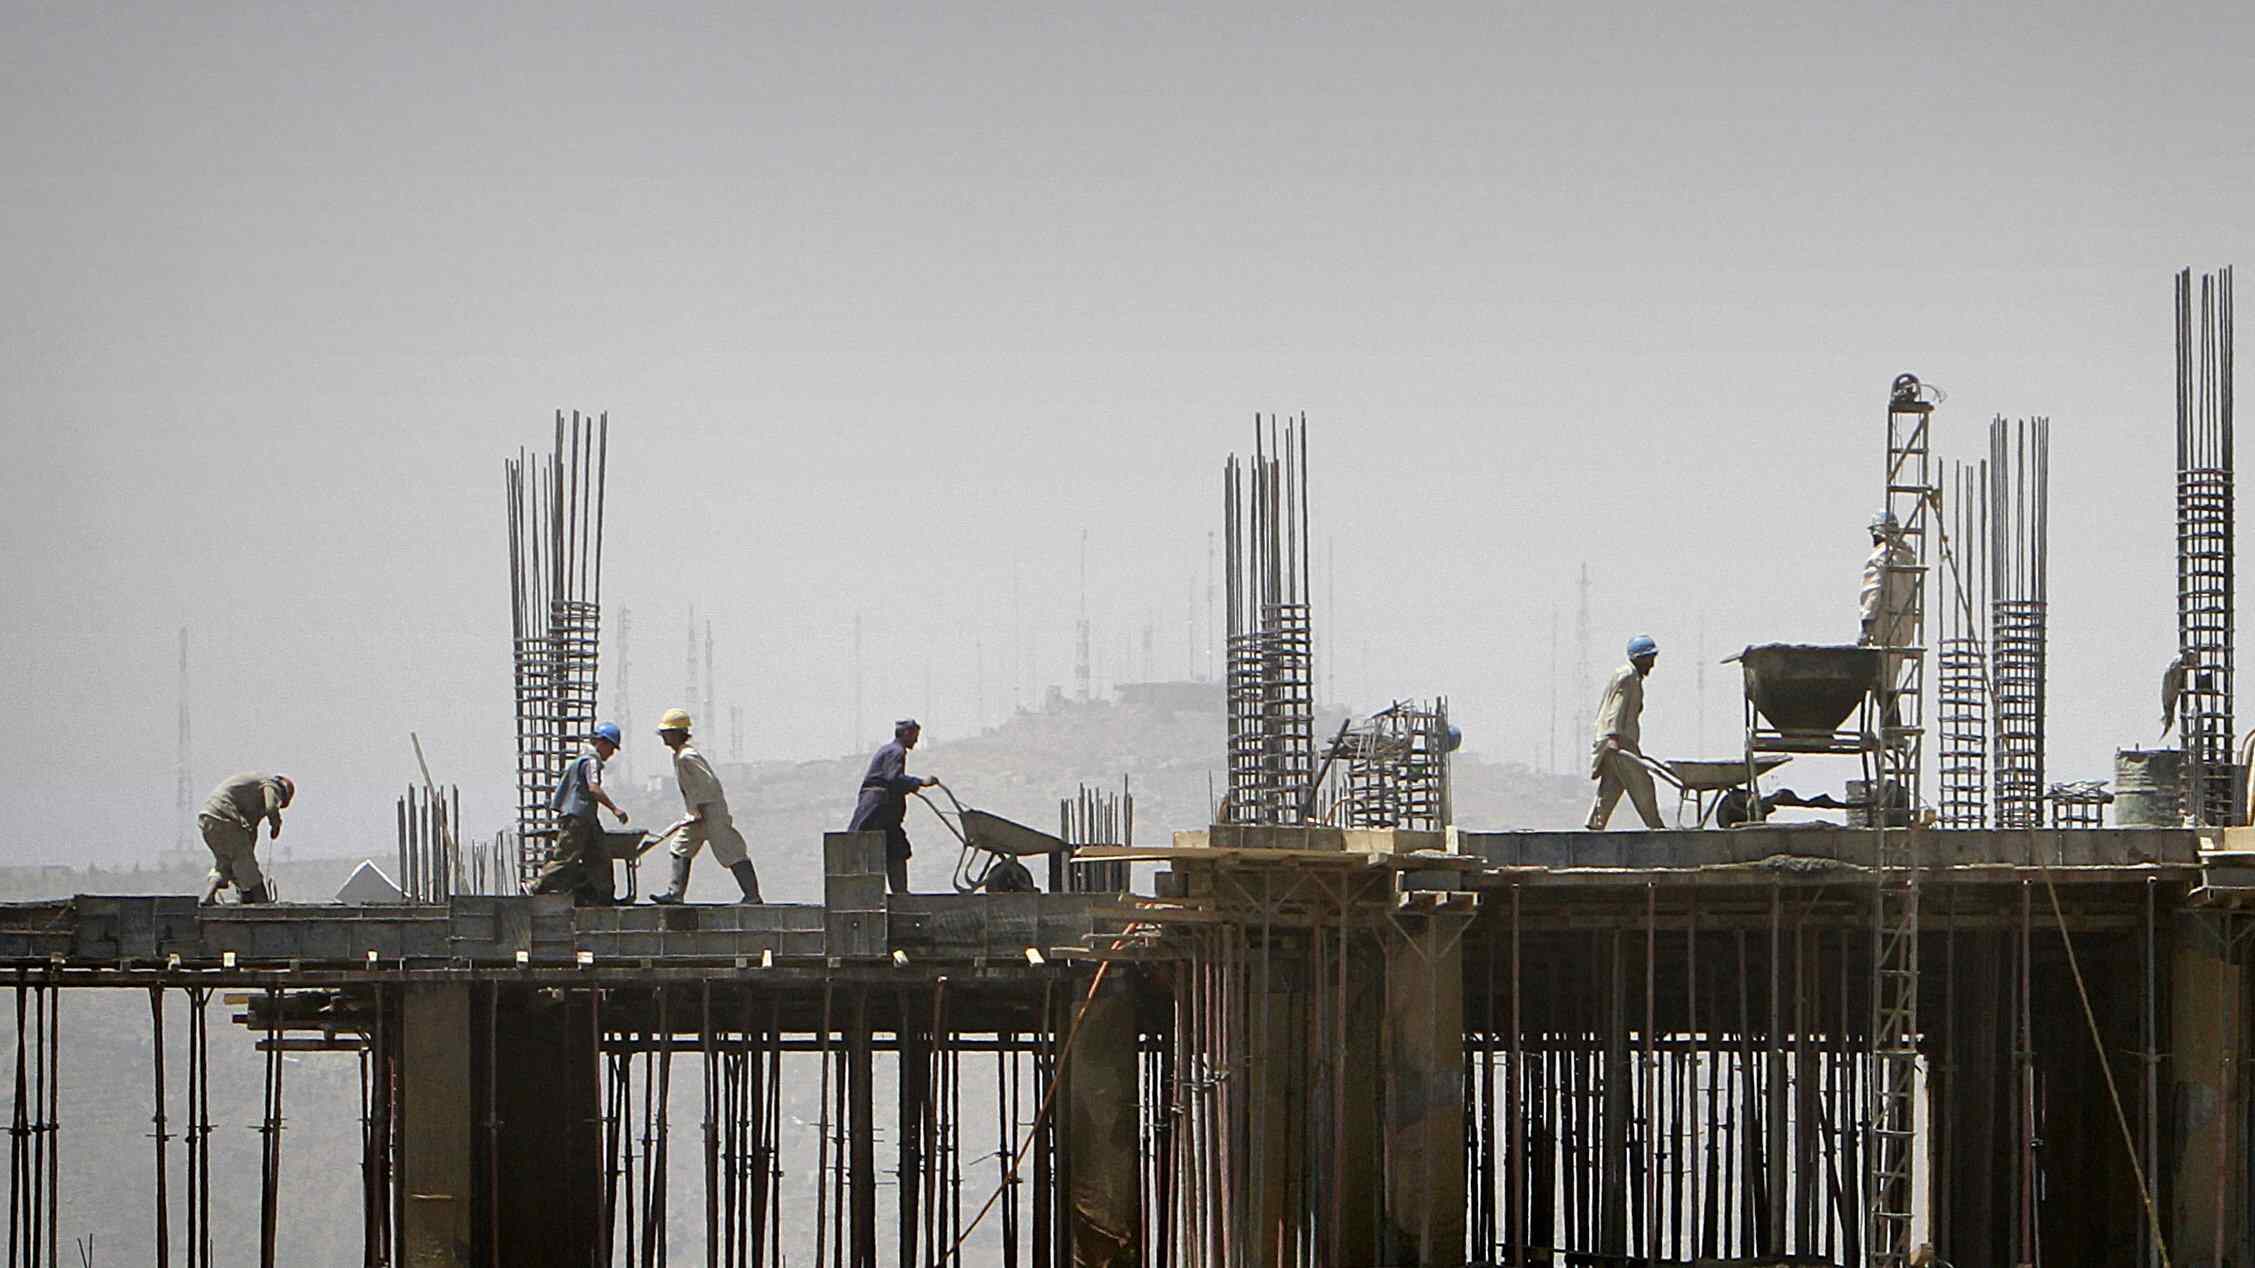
[
  {"left": 1336, "top": 941, "right": 1385, "bottom": 1267},
  {"left": 485, "top": 986, "right": 602, "bottom": 1264},
  {"left": 400, "top": 984, "right": 473, "bottom": 1268},
  {"left": 2171, "top": 913, "right": 2247, "bottom": 1267},
  {"left": 1385, "top": 915, "right": 1468, "bottom": 1266},
  {"left": 1066, "top": 972, "right": 1139, "bottom": 1268}
]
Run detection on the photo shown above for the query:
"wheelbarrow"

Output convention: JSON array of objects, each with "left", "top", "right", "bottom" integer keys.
[
  {"left": 600, "top": 822, "right": 683, "bottom": 903},
  {"left": 1660, "top": 755, "right": 1792, "bottom": 827},
  {"left": 915, "top": 783, "right": 1068, "bottom": 894}
]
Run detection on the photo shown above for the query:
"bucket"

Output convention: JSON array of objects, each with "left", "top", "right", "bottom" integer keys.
[{"left": 2114, "top": 749, "right": 2183, "bottom": 827}]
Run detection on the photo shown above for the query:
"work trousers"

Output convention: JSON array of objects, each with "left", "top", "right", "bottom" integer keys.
[
  {"left": 198, "top": 815, "right": 266, "bottom": 894},
  {"left": 532, "top": 815, "right": 608, "bottom": 903},
  {"left": 1586, "top": 749, "right": 1666, "bottom": 830},
  {"left": 670, "top": 804, "right": 749, "bottom": 867}
]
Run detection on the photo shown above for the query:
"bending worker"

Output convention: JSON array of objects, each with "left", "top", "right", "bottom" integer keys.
[
  {"left": 1586, "top": 636, "right": 1667, "bottom": 831},
  {"left": 848, "top": 719, "right": 939, "bottom": 893},
  {"left": 649, "top": 708, "right": 763, "bottom": 904},
  {"left": 532, "top": 722, "right": 627, "bottom": 904},
  {"left": 197, "top": 772, "right": 293, "bottom": 904}
]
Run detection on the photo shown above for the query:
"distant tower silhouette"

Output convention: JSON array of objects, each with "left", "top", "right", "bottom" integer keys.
[
  {"left": 175, "top": 627, "right": 190, "bottom": 851},
  {"left": 683, "top": 604, "right": 697, "bottom": 716},
  {"left": 703, "top": 619, "right": 715, "bottom": 740},
  {"left": 852, "top": 611, "right": 864, "bottom": 754},
  {"left": 1075, "top": 530, "right": 1092, "bottom": 702},
  {"left": 1205, "top": 531, "right": 1217, "bottom": 682},
  {"left": 1548, "top": 606, "right": 1559, "bottom": 777},
  {"left": 615, "top": 607, "right": 633, "bottom": 782},
  {"left": 1575, "top": 564, "right": 1592, "bottom": 737}
]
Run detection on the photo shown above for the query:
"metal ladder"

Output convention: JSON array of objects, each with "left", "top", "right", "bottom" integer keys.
[{"left": 1868, "top": 378, "right": 1932, "bottom": 1267}]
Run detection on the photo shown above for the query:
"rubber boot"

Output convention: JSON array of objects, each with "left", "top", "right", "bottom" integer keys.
[
  {"left": 239, "top": 882, "right": 274, "bottom": 905},
  {"left": 198, "top": 873, "right": 225, "bottom": 906},
  {"left": 728, "top": 860, "right": 764, "bottom": 904},
  {"left": 649, "top": 855, "right": 692, "bottom": 904}
]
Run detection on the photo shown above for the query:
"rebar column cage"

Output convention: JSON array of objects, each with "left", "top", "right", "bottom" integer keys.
[
  {"left": 1339, "top": 698, "right": 1454, "bottom": 830},
  {"left": 1988, "top": 415, "right": 2049, "bottom": 832},
  {"left": 1990, "top": 599, "right": 2046, "bottom": 830},
  {"left": 1936, "top": 460, "right": 1989, "bottom": 828},
  {"left": 1220, "top": 415, "right": 1316, "bottom": 825},
  {"left": 1260, "top": 601, "right": 1316, "bottom": 819},
  {"left": 2176, "top": 267, "right": 2235, "bottom": 826},
  {"left": 2048, "top": 781, "right": 2111, "bottom": 828},
  {"left": 505, "top": 411, "right": 610, "bottom": 884}
]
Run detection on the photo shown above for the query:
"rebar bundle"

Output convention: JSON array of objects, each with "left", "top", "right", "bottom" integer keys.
[
  {"left": 1221, "top": 415, "right": 1315, "bottom": 825},
  {"left": 505, "top": 411, "right": 610, "bottom": 885},
  {"left": 1989, "top": 417, "right": 2049, "bottom": 830},
  {"left": 394, "top": 786, "right": 514, "bottom": 902},
  {"left": 1338, "top": 698, "right": 1455, "bottom": 830},
  {"left": 2176, "top": 267, "right": 2235, "bottom": 825},
  {"left": 1936, "top": 460, "right": 1989, "bottom": 827},
  {"left": 1060, "top": 781, "right": 1132, "bottom": 893}
]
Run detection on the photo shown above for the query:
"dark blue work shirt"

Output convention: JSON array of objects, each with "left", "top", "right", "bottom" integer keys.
[{"left": 847, "top": 741, "right": 923, "bottom": 832}]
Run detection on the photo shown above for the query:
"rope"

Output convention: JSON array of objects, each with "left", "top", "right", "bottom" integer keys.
[
  {"left": 1927, "top": 498, "right": 2174, "bottom": 1265},
  {"left": 2035, "top": 860, "right": 2173, "bottom": 1267},
  {"left": 946, "top": 923, "right": 1143, "bottom": 1255}
]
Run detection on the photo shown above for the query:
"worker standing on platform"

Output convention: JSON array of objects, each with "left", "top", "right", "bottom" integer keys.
[
  {"left": 532, "top": 722, "right": 627, "bottom": 904},
  {"left": 1586, "top": 637, "right": 1666, "bottom": 831},
  {"left": 1860, "top": 509, "right": 1919, "bottom": 739},
  {"left": 197, "top": 772, "right": 293, "bottom": 904},
  {"left": 1859, "top": 510, "right": 1918, "bottom": 648},
  {"left": 848, "top": 719, "right": 939, "bottom": 893},
  {"left": 649, "top": 708, "right": 763, "bottom": 904}
]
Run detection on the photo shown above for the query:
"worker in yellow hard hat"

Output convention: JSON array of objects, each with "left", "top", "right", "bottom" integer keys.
[{"left": 649, "top": 708, "right": 762, "bottom": 904}]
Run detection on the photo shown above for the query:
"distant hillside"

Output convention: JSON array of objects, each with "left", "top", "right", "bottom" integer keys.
[{"left": 608, "top": 682, "right": 1597, "bottom": 902}]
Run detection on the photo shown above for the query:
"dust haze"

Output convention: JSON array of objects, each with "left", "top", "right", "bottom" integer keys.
[{"left": 4, "top": 2, "right": 2247, "bottom": 867}]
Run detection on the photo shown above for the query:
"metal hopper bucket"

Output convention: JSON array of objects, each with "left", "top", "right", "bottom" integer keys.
[{"left": 1736, "top": 643, "right": 1885, "bottom": 740}]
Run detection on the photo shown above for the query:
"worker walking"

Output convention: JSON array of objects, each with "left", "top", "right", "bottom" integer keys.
[
  {"left": 1586, "top": 636, "right": 1666, "bottom": 831},
  {"left": 197, "top": 772, "right": 293, "bottom": 904},
  {"left": 649, "top": 709, "right": 762, "bottom": 904},
  {"left": 532, "top": 722, "right": 628, "bottom": 904},
  {"left": 848, "top": 719, "right": 939, "bottom": 893}
]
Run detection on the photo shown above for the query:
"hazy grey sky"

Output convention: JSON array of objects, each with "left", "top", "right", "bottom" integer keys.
[{"left": 5, "top": 2, "right": 2250, "bottom": 859}]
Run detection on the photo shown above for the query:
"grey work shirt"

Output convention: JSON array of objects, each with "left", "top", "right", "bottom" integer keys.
[
  {"left": 201, "top": 772, "right": 284, "bottom": 830},
  {"left": 553, "top": 748, "right": 605, "bottom": 821},
  {"left": 673, "top": 744, "right": 728, "bottom": 813},
  {"left": 1592, "top": 664, "right": 1646, "bottom": 752}
]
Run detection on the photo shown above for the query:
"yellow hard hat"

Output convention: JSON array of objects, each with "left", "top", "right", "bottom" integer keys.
[{"left": 658, "top": 707, "right": 693, "bottom": 733}]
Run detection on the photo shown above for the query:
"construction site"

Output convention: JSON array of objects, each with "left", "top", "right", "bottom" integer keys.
[{"left": 1, "top": 270, "right": 2248, "bottom": 1268}]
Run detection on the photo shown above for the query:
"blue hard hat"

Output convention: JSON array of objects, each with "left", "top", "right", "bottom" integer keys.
[
  {"left": 1444, "top": 724, "right": 1464, "bottom": 753},
  {"left": 592, "top": 722, "right": 623, "bottom": 747},
  {"left": 1627, "top": 635, "right": 1659, "bottom": 659}
]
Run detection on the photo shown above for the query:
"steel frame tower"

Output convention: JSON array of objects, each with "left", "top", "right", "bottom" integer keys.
[{"left": 1868, "top": 375, "right": 1934, "bottom": 1268}]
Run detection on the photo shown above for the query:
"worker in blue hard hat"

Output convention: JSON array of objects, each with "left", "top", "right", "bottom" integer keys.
[
  {"left": 533, "top": 721, "right": 629, "bottom": 904},
  {"left": 1586, "top": 636, "right": 1667, "bottom": 830}
]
